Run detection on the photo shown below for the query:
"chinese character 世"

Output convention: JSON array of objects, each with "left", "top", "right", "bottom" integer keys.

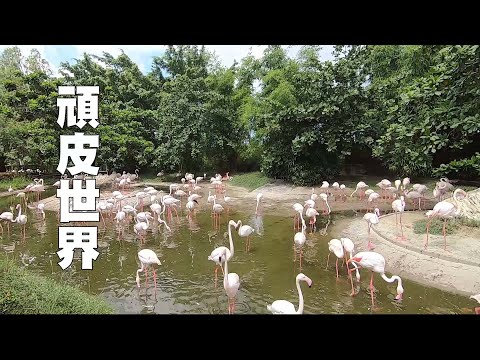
[
  {"left": 57, "top": 227, "right": 99, "bottom": 270},
  {"left": 57, "top": 86, "right": 99, "bottom": 129},
  {"left": 56, "top": 179, "right": 100, "bottom": 223},
  {"left": 57, "top": 133, "right": 99, "bottom": 176}
]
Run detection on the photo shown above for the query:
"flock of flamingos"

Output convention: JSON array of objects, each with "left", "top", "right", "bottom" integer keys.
[{"left": 1, "top": 170, "right": 478, "bottom": 314}]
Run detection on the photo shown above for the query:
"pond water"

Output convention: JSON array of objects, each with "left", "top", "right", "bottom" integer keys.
[{"left": 0, "top": 188, "right": 474, "bottom": 314}]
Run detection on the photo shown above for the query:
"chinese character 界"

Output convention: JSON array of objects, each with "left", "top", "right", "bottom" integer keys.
[{"left": 57, "top": 227, "right": 99, "bottom": 270}]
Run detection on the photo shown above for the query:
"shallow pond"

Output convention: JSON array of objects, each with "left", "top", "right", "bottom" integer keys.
[{"left": 0, "top": 188, "right": 475, "bottom": 314}]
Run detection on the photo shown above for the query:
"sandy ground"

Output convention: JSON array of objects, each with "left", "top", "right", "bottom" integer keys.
[{"left": 28, "top": 178, "right": 480, "bottom": 296}]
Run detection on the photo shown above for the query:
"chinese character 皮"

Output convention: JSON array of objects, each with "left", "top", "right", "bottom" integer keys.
[{"left": 57, "top": 133, "right": 99, "bottom": 176}]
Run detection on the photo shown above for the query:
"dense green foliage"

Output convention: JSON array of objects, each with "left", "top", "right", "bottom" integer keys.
[
  {"left": 0, "top": 258, "right": 113, "bottom": 314},
  {"left": 0, "top": 45, "right": 478, "bottom": 184}
]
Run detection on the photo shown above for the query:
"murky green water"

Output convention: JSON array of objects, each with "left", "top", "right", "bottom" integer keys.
[{"left": 0, "top": 188, "right": 475, "bottom": 314}]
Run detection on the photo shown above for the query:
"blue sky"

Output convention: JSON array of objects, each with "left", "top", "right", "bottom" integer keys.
[{"left": 0, "top": 45, "right": 336, "bottom": 76}]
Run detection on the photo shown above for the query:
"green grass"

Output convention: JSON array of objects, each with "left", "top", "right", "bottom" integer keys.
[
  {"left": 229, "top": 172, "right": 271, "bottom": 191},
  {"left": 0, "top": 176, "right": 31, "bottom": 192},
  {"left": 413, "top": 217, "right": 480, "bottom": 235},
  {"left": 0, "top": 258, "right": 114, "bottom": 314}
]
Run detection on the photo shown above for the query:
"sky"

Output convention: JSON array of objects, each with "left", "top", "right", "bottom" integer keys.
[{"left": 0, "top": 45, "right": 336, "bottom": 76}]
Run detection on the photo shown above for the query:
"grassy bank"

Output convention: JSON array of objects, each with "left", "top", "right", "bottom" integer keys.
[
  {"left": 0, "top": 176, "right": 31, "bottom": 192},
  {"left": 229, "top": 172, "right": 271, "bottom": 191},
  {"left": 0, "top": 258, "right": 113, "bottom": 314},
  {"left": 413, "top": 217, "right": 480, "bottom": 236}
]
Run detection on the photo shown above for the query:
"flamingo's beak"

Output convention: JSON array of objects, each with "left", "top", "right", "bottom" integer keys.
[{"left": 395, "top": 293, "right": 403, "bottom": 301}]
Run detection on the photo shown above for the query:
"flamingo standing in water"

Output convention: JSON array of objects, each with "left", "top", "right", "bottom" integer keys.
[
  {"left": 347, "top": 251, "right": 404, "bottom": 308},
  {"left": 267, "top": 273, "right": 312, "bottom": 314},
  {"left": 220, "top": 247, "right": 240, "bottom": 314},
  {"left": 326, "top": 238, "right": 358, "bottom": 296},
  {"left": 136, "top": 249, "right": 161, "bottom": 296},
  {"left": 363, "top": 208, "right": 380, "bottom": 250},
  {"left": 293, "top": 214, "right": 307, "bottom": 268},
  {"left": 319, "top": 193, "right": 331, "bottom": 215},
  {"left": 236, "top": 220, "right": 255, "bottom": 252},
  {"left": 339, "top": 184, "right": 346, "bottom": 201},
  {"left": 292, "top": 203, "right": 304, "bottom": 231},
  {"left": 392, "top": 195, "right": 406, "bottom": 241},
  {"left": 212, "top": 195, "right": 224, "bottom": 230},
  {"left": 255, "top": 193, "right": 263, "bottom": 215},
  {"left": 425, "top": 188, "right": 466, "bottom": 251},
  {"left": 208, "top": 220, "right": 238, "bottom": 287},
  {"left": 305, "top": 206, "right": 319, "bottom": 233},
  {"left": 13, "top": 204, "right": 28, "bottom": 239},
  {"left": 0, "top": 208, "right": 15, "bottom": 234}
]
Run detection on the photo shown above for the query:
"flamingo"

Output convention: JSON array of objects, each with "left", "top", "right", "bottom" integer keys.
[
  {"left": 470, "top": 294, "right": 480, "bottom": 315},
  {"left": 401, "top": 177, "right": 410, "bottom": 191},
  {"left": 13, "top": 204, "right": 28, "bottom": 239},
  {"left": 292, "top": 203, "right": 304, "bottom": 231},
  {"left": 326, "top": 238, "right": 358, "bottom": 296},
  {"left": 339, "top": 184, "right": 346, "bottom": 201},
  {"left": 394, "top": 179, "right": 401, "bottom": 191},
  {"left": 311, "top": 188, "right": 318, "bottom": 201},
  {"left": 37, "top": 203, "right": 45, "bottom": 220},
  {"left": 208, "top": 220, "right": 238, "bottom": 287},
  {"left": 212, "top": 195, "right": 224, "bottom": 230},
  {"left": 319, "top": 193, "right": 331, "bottom": 215},
  {"left": 351, "top": 181, "right": 369, "bottom": 200},
  {"left": 363, "top": 208, "right": 380, "bottom": 250},
  {"left": 267, "top": 273, "right": 312, "bottom": 314},
  {"left": 331, "top": 182, "right": 339, "bottom": 201},
  {"left": 0, "top": 208, "right": 15, "bottom": 234},
  {"left": 305, "top": 207, "right": 319, "bottom": 232},
  {"left": 425, "top": 188, "right": 466, "bottom": 251},
  {"left": 367, "top": 192, "right": 381, "bottom": 212},
  {"left": 392, "top": 195, "right": 406, "bottom": 241},
  {"left": 347, "top": 251, "right": 404, "bottom": 308},
  {"left": 255, "top": 193, "right": 263, "bottom": 215},
  {"left": 135, "top": 249, "right": 161, "bottom": 295},
  {"left": 133, "top": 217, "right": 150, "bottom": 241},
  {"left": 376, "top": 179, "right": 392, "bottom": 200},
  {"left": 293, "top": 214, "right": 307, "bottom": 268},
  {"left": 236, "top": 220, "right": 255, "bottom": 252},
  {"left": 220, "top": 248, "right": 240, "bottom": 314}
]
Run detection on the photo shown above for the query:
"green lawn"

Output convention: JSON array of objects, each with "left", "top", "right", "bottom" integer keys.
[
  {"left": 0, "top": 176, "right": 31, "bottom": 192},
  {"left": 0, "top": 257, "right": 113, "bottom": 314},
  {"left": 413, "top": 217, "right": 480, "bottom": 235},
  {"left": 229, "top": 172, "right": 271, "bottom": 191}
]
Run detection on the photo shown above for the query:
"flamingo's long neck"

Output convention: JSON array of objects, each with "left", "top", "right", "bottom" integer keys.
[
  {"left": 325, "top": 198, "right": 331, "bottom": 214},
  {"left": 228, "top": 222, "right": 235, "bottom": 257},
  {"left": 380, "top": 273, "right": 402, "bottom": 288},
  {"left": 296, "top": 277, "right": 304, "bottom": 314},
  {"left": 300, "top": 212, "right": 306, "bottom": 234},
  {"left": 17, "top": 205, "right": 22, "bottom": 220},
  {"left": 223, "top": 256, "right": 229, "bottom": 288}
]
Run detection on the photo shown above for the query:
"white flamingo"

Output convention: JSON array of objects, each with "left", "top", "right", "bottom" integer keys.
[
  {"left": 319, "top": 193, "right": 331, "bottom": 215},
  {"left": 220, "top": 248, "right": 240, "bottom": 314},
  {"left": 14, "top": 204, "right": 28, "bottom": 238},
  {"left": 363, "top": 208, "right": 380, "bottom": 250},
  {"left": 255, "top": 193, "right": 263, "bottom": 215},
  {"left": 293, "top": 214, "right": 307, "bottom": 268},
  {"left": 392, "top": 195, "right": 406, "bottom": 241},
  {"left": 136, "top": 249, "right": 161, "bottom": 294},
  {"left": 212, "top": 195, "right": 224, "bottom": 230},
  {"left": 425, "top": 188, "right": 466, "bottom": 251},
  {"left": 347, "top": 251, "right": 404, "bottom": 308},
  {"left": 208, "top": 220, "right": 238, "bottom": 287},
  {"left": 292, "top": 202, "right": 304, "bottom": 231},
  {"left": 236, "top": 220, "right": 255, "bottom": 252},
  {"left": 267, "top": 273, "right": 312, "bottom": 314}
]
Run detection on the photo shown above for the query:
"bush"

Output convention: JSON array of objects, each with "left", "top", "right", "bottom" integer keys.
[{"left": 433, "top": 153, "right": 480, "bottom": 180}]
